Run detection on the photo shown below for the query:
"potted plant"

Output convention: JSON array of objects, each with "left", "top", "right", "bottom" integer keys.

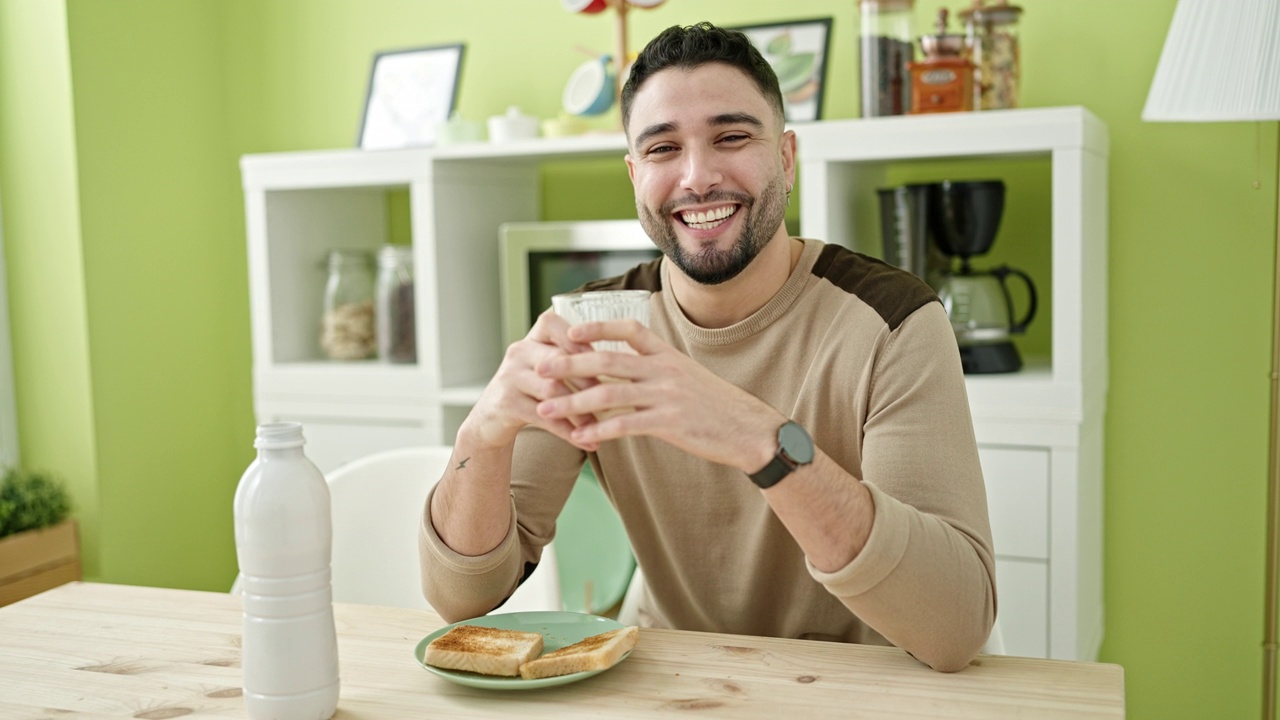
[{"left": 0, "top": 467, "right": 79, "bottom": 606}]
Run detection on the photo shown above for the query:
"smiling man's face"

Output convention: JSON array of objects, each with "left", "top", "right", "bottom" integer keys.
[{"left": 624, "top": 62, "right": 796, "bottom": 286}]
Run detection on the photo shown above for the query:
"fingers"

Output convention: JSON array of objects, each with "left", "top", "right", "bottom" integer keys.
[
  {"left": 531, "top": 309, "right": 594, "bottom": 354},
  {"left": 535, "top": 372, "right": 650, "bottom": 426},
  {"left": 566, "top": 318, "right": 659, "bottom": 355}
]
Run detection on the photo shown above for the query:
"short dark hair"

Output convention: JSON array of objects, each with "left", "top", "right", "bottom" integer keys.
[{"left": 621, "top": 22, "right": 784, "bottom": 134}]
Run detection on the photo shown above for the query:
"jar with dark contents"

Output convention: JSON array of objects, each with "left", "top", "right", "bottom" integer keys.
[
  {"left": 321, "top": 249, "right": 375, "bottom": 361},
  {"left": 959, "top": 0, "right": 1023, "bottom": 110},
  {"left": 375, "top": 245, "right": 416, "bottom": 363},
  {"left": 859, "top": 0, "right": 916, "bottom": 117}
]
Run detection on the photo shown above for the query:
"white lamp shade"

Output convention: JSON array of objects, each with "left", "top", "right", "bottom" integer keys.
[{"left": 1143, "top": 0, "right": 1280, "bottom": 122}]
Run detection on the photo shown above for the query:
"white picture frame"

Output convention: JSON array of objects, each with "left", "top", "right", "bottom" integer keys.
[{"left": 357, "top": 44, "right": 465, "bottom": 150}]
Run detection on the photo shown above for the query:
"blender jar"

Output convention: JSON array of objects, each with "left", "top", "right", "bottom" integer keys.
[
  {"left": 860, "top": 0, "right": 915, "bottom": 117},
  {"left": 959, "top": 0, "right": 1023, "bottom": 110}
]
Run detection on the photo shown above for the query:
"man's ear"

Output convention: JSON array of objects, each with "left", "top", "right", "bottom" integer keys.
[
  {"left": 780, "top": 130, "right": 797, "bottom": 186},
  {"left": 625, "top": 153, "right": 637, "bottom": 184}
]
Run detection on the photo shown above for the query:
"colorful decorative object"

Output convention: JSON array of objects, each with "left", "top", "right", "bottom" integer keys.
[{"left": 560, "top": 0, "right": 669, "bottom": 118}]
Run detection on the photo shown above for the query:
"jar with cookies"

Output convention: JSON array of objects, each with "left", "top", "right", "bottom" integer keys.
[
  {"left": 958, "top": 0, "right": 1023, "bottom": 110},
  {"left": 320, "top": 249, "right": 375, "bottom": 361}
]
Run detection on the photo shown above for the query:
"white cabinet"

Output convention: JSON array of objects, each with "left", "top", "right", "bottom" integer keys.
[{"left": 241, "top": 107, "right": 1107, "bottom": 661}]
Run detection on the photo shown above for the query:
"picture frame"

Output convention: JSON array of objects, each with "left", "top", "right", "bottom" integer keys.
[
  {"left": 730, "top": 18, "right": 833, "bottom": 124},
  {"left": 357, "top": 43, "right": 465, "bottom": 150}
]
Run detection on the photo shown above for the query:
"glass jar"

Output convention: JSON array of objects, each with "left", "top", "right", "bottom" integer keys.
[
  {"left": 860, "top": 0, "right": 915, "bottom": 117},
  {"left": 375, "top": 245, "right": 416, "bottom": 363},
  {"left": 320, "top": 249, "right": 375, "bottom": 361},
  {"left": 959, "top": 0, "right": 1023, "bottom": 110}
]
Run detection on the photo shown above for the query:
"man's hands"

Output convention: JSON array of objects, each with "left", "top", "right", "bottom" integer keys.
[
  {"left": 460, "top": 309, "right": 599, "bottom": 451},
  {"left": 449, "top": 305, "right": 874, "bottom": 575},
  {"left": 531, "top": 317, "right": 785, "bottom": 473}
]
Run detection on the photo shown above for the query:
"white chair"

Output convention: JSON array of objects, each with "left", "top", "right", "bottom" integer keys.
[
  {"left": 983, "top": 619, "right": 1007, "bottom": 655},
  {"left": 617, "top": 565, "right": 645, "bottom": 627},
  {"left": 231, "top": 445, "right": 561, "bottom": 615}
]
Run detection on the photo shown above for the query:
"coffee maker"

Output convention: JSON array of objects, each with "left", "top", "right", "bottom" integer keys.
[
  {"left": 876, "top": 183, "right": 949, "bottom": 284},
  {"left": 929, "top": 180, "right": 1037, "bottom": 373},
  {"left": 878, "top": 179, "right": 1038, "bottom": 374}
]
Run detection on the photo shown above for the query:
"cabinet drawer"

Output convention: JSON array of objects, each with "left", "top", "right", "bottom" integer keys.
[
  {"left": 978, "top": 446, "right": 1049, "bottom": 560},
  {"left": 995, "top": 557, "right": 1048, "bottom": 659}
]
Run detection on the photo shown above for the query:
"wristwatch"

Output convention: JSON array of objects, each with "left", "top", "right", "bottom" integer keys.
[{"left": 747, "top": 421, "right": 814, "bottom": 489}]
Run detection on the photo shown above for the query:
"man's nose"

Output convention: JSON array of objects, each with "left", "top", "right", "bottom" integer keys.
[{"left": 678, "top": 146, "right": 724, "bottom": 196}]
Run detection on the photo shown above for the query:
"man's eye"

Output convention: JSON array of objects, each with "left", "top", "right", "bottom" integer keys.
[
  {"left": 719, "top": 134, "right": 750, "bottom": 144},
  {"left": 647, "top": 145, "right": 677, "bottom": 155}
]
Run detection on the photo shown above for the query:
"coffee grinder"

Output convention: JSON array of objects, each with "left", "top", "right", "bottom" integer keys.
[{"left": 927, "top": 179, "right": 1038, "bottom": 374}]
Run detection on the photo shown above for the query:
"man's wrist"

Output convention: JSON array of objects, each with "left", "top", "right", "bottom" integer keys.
[{"left": 747, "top": 420, "right": 814, "bottom": 489}]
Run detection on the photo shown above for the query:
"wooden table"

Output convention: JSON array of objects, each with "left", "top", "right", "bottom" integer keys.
[{"left": 0, "top": 582, "right": 1124, "bottom": 718}]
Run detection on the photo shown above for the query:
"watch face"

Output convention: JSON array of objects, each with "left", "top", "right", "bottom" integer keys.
[{"left": 779, "top": 422, "right": 814, "bottom": 464}]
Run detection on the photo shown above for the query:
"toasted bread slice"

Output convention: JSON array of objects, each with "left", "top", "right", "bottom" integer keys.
[
  {"left": 422, "top": 624, "right": 544, "bottom": 677},
  {"left": 518, "top": 625, "right": 639, "bottom": 680}
]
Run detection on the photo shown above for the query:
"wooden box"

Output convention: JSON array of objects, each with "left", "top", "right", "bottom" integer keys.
[{"left": 0, "top": 519, "right": 81, "bottom": 607}]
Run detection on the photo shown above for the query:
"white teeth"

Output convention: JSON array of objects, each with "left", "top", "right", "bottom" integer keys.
[{"left": 679, "top": 205, "right": 736, "bottom": 229}]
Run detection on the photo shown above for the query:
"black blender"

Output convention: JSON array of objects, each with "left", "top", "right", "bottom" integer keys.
[{"left": 927, "top": 180, "right": 1038, "bottom": 374}]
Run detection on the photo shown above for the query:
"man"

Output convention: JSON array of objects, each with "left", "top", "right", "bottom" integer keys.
[{"left": 420, "top": 22, "right": 995, "bottom": 672}]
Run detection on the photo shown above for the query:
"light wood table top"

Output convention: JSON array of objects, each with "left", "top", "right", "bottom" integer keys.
[{"left": 0, "top": 582, "right": 1124, "bottom": 718}]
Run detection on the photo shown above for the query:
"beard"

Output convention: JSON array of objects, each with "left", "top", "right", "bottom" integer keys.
[{"left": 637, "top": 171, "right": 789, "bottom": 286}]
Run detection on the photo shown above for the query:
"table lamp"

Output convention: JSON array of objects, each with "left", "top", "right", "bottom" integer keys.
[{"left": 1143, "top": 1, "right": 1280, "bottom": 717}]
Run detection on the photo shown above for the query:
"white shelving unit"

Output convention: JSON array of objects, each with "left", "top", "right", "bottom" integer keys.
[
  {"left": 241, "top": 106, "right": 1107, "bottom": 660},
  {"left": 795, "top": 106, "right": 1109, "bottom": 661},
  {"left": 241, "top": 136, "right": 631, "bottom": 470}
]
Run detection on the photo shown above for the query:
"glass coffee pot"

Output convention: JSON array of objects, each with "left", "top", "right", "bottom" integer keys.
[{"left": 927, "top": 180, "right": 1037, "bottom": 373}]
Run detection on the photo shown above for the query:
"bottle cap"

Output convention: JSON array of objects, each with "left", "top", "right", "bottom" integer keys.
[
  {"left": 255, "top": 422, "right": 305, "bottom": 449},
  {"left": 378, "top": 245, "right": 413, "bottom": 265}
]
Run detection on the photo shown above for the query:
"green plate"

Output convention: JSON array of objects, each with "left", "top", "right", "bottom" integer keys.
[{"left": 415, "top": 611, "right": 628, "bottom": 690}]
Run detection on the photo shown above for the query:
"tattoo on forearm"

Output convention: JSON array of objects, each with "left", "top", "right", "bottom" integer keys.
[{"left": 456, "top": 457, "right": 470, "bottom": 471}]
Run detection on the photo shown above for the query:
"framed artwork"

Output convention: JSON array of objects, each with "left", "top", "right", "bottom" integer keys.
[
  {"left": 357, "top": 43, "right": 465, "bottom": 150},
  {"left": 731, "top": 18, "right": 833, "bottom": 123}
]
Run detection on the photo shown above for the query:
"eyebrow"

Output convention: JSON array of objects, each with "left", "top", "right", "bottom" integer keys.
[
  {"left": 632, "top": 112, "right": 767, "bottom": 149},
  {"left": 633, "top": 121, "right": 677, "bottom": 149}
]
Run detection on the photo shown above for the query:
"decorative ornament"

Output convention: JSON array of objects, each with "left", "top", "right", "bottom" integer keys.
[{"left": 560, "top": 0, "right": 668, "bottom": 118}]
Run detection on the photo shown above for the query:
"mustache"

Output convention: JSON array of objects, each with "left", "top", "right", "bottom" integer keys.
[{"left": 659, "top": 190, "right": 753, "bottom": 217}]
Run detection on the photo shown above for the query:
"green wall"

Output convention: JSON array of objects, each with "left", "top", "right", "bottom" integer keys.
[
  {"left": 0, "top": 0, "right": 101, "bottom": 576},
  {"left": 62, "top": 0, "right": 251, "bottom": 589},
  {"left": 1, "top": 1, "right": 1276, "bottom": 718}
]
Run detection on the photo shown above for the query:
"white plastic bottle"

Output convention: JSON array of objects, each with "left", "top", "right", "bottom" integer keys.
[{"left": 234, "top": 422, "right": 340, "bottom": 720}]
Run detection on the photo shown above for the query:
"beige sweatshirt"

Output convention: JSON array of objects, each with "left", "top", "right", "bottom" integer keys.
[{"left": 420, "top": 239, "right": 996, "bottom": 672}]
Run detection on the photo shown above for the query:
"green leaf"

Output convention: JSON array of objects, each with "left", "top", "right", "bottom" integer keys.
[
  {"left": 765, "top": 32, "right": 793, "bottom": 56},
  {"left": 773, "top": 52, "right": 817, "bottom": 94}
]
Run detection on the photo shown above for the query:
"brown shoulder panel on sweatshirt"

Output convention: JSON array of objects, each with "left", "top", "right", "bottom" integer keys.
[
  {"left": 810, "top": 243, "right": 939, "bottom": 331},
  {"left": 581, "top": 258, "right": 664, "bottom": 294}
]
